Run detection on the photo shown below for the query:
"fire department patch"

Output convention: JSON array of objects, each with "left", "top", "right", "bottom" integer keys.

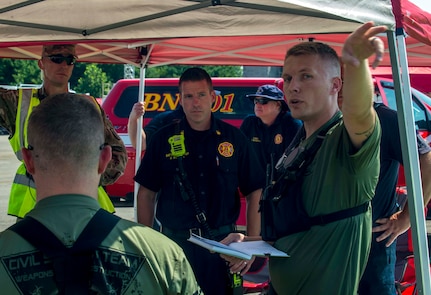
[
  {"left": 274, "top": 134, "right": 283, "bottom": 145},
  {"left": 218, "top": 142, "right": 234, "bottom": 157}
]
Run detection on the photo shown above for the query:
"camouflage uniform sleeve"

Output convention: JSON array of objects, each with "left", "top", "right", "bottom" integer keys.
[
  {"left": 0, "top": 89, "right": 19, "bottom": 136},
  {"left": 98, "top": 101, "right": 127, "bottom": 185}
]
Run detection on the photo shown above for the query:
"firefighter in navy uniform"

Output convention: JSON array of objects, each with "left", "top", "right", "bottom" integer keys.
[{"left": 134, "top": 67, "right": 265, "bottom": 295}]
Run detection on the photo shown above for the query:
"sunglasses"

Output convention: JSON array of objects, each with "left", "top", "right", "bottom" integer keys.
[
  {"left": 44, "top": 54, "right": 77, "bottom": 66},
  {"left": 254, "top": 98, "right": 271, "bottom": 105}
]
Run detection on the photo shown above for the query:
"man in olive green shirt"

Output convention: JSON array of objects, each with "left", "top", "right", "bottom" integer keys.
[
  {"left": 221, "top": 22, "right": 387, "bottom": 295},
  {"left": 0, "top": 93, "right": 201, "bottom": 295}
]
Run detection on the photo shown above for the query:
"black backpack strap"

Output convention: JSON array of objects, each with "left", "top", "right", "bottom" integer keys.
[
  {"left": 9, "top": 215, "right": 66, "bottom": 259},
  {"left": 9, "top": 209, "right": 121, "bottom": 294},
  {"left": 72, "top": 209, "right": 121, "bottom": 252},
  {"left": 261, "top": 113, "right": 348, "bottom": 240},
  {"left": 274, "top": 114, "right": 341, "bottom": 184}
]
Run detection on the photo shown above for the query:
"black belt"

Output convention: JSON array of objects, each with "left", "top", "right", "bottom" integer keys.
[
  {"left": 309, "top": 201, "right": 370, "bottom": 226},
  {"left": 161, "top": 224, "right": 236, "bottom": 239}
]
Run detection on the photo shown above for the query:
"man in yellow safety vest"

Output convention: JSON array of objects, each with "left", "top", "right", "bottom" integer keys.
[{"left": 0, "top": 44, "right": 127, "bottom": 218}]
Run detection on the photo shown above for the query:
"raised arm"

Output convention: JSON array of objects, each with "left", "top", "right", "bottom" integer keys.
[
  {"left": 341, "top": 22, "right": 387, "bottom": 149},
  {"left": 128, "top": 102, "right": 147, "bottom": 150}
]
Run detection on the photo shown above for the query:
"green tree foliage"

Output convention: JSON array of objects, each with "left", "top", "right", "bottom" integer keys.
[
  {"left": 146, "top": 65, "right": 242, "bottom": 78},
  {"left": 146, "top": 65, "right": 187, "bottom": 78},
  {"left": 203, "top": 65, "right": 243, "bottom": 77},
  {"left": 0, "top": 58, "right": 242, "bottom": 93},
  {"left": 71, "top": 63, "right": 123, "bottom": 90},
  {"left": 75, "top": 63, "right": 108, "bottom": 98},
  {"left": 70, "top": 62, "right": 86, "bottom": 89},
  {"left": 99, "top": 64, "right": 125, "bottom": 82},
  {"left": 0, "top": 59, "right": 41, "bottom": 86}
]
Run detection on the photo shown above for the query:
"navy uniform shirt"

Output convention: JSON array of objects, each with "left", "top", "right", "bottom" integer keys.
[
  {"left": 135, "top": 115, "right": 265, "bottom": 230},
  {"left": 240, "top": 111, "right": 302, "bottom": 185},
  {"left": 374, "top": 103, "right": 431, "bottom": 222}
]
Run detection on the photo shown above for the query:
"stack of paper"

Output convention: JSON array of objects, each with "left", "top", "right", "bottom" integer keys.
[{"left": 187, "top": 234, "right": 289, "bottom": 260}]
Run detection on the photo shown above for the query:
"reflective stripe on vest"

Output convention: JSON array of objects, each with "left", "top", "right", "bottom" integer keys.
[
  {"left": 9, "top": 89, "right": 40, "bottom": 161},
  {"left": 7, "top": 89, "right": 115, "bottom": 217},
  {"left": 9, "top": 173, "right": 114, "bottom": 217},
  {"left": 8, "top": 89, "right": 40, "bottom": 217},
  {"left": 13, "top": 172, "right": 36, "bottom": 189},
  {"left": 8, "top": 164, "right": 37, "bottom": 217}
]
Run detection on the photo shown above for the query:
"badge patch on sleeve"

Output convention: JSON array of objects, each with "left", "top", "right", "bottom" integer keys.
[{"left": 218, "top": 142, "right": 234, "bottom": 157}]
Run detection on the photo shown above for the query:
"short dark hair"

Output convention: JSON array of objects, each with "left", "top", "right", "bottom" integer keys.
[
  {"left": 285, "top": 42, "right": 341, "bottom": 75},
  {"left": 179, "top": 67, "right": 213, "bottom": 92},
  {"left": 27, "top": 93, "right": 104, "bottom": 170}
]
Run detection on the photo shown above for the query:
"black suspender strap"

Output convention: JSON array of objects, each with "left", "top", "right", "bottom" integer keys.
[
  {"left": 9, "top": 209, "right": 121, "bottom": 294},
  {"left": 171, "top": 121, "right": 216, "bottom": 239},
  {"left": 176, "top": 154, "right": 215, "bottom": 239},
  {"left": 309, "top": 201, "right": 370, "bottom": 226},
  {"left": 261, "top": 112, "right": 371, "bottom": 240}
]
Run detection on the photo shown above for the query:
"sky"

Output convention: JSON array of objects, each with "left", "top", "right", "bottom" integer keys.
[{"left": 410, "top": 0, "right": 431, "bottom": 13}]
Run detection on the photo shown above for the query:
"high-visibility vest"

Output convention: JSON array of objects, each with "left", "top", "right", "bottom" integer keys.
[{"left": 7, "top": 89, "right": 115, "bottom": 218}]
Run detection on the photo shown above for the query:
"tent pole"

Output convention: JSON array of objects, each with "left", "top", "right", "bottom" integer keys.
[
  {"left": 133, "top": 65, "right": 146, "bottom": 222},
  {"left": 387, "top": 29, "right": 431, "bottom": 295}
]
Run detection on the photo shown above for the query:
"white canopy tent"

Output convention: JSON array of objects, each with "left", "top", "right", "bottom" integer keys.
[
  {"left": 0, "top": 0, "right": 396, "bottom": 67},
  {"left": 0, "top": 1, "right": 429, "bottom": 67},
  {"left": 0, "top": 1, "right": 429, "bottom": 292}
]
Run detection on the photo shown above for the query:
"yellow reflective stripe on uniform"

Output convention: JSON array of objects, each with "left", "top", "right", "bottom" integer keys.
[{"left": 13, "top": 173, "right": 36, "bottom": 189}]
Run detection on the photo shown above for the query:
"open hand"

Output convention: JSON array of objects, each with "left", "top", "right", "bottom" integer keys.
[
  {"left": 342, "top": 21, "right": 387, "bottom": 69},
  {"left": 372, "top": 211, "right": 410, "bottom": 246}
]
